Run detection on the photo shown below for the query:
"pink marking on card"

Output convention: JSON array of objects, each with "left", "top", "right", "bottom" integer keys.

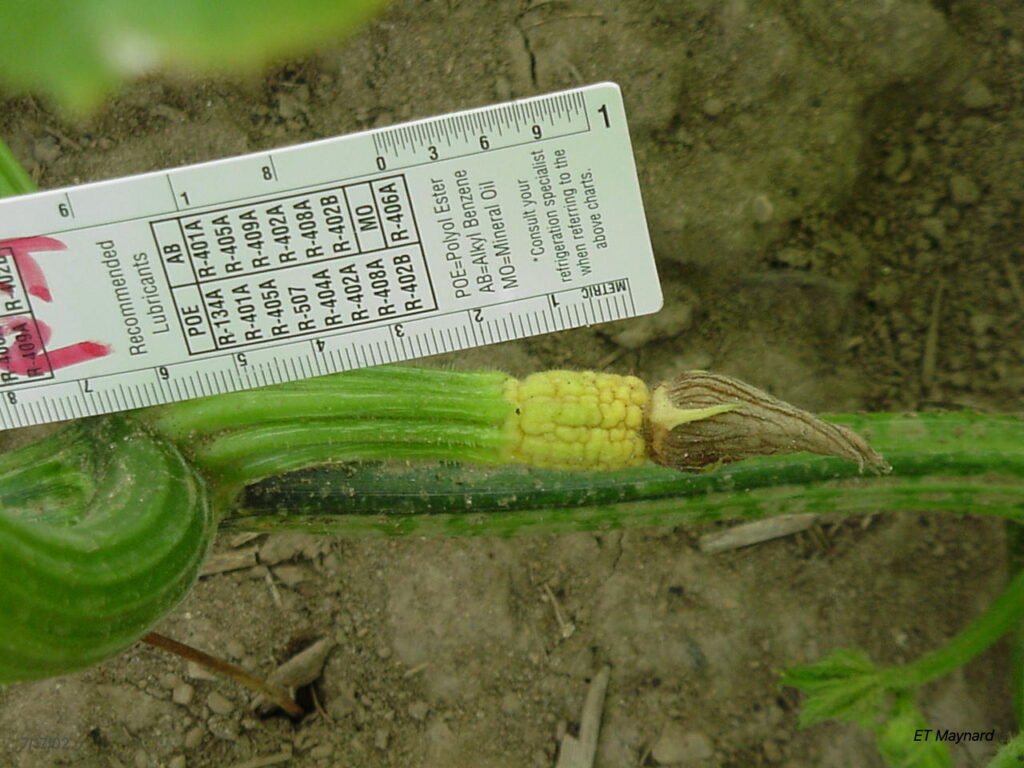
[
  {"left": 0, "top": 315, "right": 110, "bottom": 376},
  {"left": 47, "top": 341, "right": 111, "bottom": 370},
  {"left": 0, "top": 236, "right": 65, "bottom": 302}
]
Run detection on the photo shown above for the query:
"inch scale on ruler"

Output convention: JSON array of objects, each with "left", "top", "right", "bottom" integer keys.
[{"left": 0, "top": 82, "right": 660, "bottom": 430}]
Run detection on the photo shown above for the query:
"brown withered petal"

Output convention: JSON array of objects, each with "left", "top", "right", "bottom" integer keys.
[{"left": 645, "top": 372, "right": 891, "bottom": 473}]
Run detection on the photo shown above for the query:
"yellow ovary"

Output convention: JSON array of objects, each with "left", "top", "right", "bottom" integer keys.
[{"left": 502, "top": 370, "right": 649, "bottom": 471}]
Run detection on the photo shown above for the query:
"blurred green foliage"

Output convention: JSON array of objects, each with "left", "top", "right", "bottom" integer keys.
[{"left": 0, "top": 0, "right": 388, "bottom": 109}]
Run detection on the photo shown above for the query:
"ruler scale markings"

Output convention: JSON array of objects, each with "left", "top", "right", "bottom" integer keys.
[{"left": 536, "top": 311, "right": 549, "bottom": 333}]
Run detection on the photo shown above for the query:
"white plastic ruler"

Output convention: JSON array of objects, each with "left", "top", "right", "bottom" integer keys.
[{"left": 0, "top": 82, "right": 660, "bottom": 430}]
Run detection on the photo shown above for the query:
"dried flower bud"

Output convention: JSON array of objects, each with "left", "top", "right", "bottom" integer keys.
[{"left": 645, "top": 372, "right": 890, "bottom": 473}]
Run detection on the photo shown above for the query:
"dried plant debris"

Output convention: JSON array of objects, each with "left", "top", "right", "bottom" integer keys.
[{"left": 646, "top": 372, "right": 890, "bottom": 473}]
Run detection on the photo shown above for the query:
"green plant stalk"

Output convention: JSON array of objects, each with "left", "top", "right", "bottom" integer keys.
[
  {"left": 1007, "top": 523, "right": 1024, "bottom": 728},
  {"left": 223, "top": 406, "right": 1024, "bottom": 534},
  {"left": 227, "top": 477, "right": 1024, "bottom": 537},
  {"left": 0, "top": 139, "right": 35, "bottom": 196},
  {"left": 882, "top": 567, "right": 1024, "bottom": 690},
  {"left": 135, "top": 367, "right": 515, "bottom": 509}
]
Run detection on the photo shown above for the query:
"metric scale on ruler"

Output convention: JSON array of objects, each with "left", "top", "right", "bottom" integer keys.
[{"left": 0, "top": 82, "right": 661, "bottom": 430}]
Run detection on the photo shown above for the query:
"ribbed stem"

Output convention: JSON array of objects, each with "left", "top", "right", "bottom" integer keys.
[
  {"left": 230, "top": 411, "right": 1024, "bottom": 534},
  {"left": 140, "top": 367, "right": 511, "bottom": 442},
  {"left": 138, "top": 366, "right": 515, "bottom": 503}
]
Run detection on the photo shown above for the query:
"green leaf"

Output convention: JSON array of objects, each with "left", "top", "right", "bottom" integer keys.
[
  {"left": 0, "top": 0, "right": 388, "bottom": 109},
  {"left": 874, "top": 692, "right": 952, "bottom": 768},
  {"left": 987, "top": 732, "right": 1024, "bottom": 768},
  {"left": 782, "top": 648, "right": 888, "bottom": 728}
]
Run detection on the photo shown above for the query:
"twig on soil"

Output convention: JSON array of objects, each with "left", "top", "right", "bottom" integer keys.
[
  {"left": 555, "top": 667, "right": 610, "bottom": 768},
  {"left": 200, "top": 546, "right": 259, "bottom": 576},
  {"left": 224, "top": 750, "right": 293, "bottom": 768},
  {"left": 542, "top": 583, "right": 576, "bottom": 640},
  {"left": 699, "top": 513, "right": 821, "bottom": 553},
  {"left": 264, "top": 569, "right": 283, "bottom": 608},
  {"left": 141, "top": 632, "right": 303, "bottom": 718},
  {"left": 920, "top": 277, "right": 945, "bottom": 394}
]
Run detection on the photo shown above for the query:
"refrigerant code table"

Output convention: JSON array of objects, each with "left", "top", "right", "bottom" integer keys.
[{"left": 151, "top": 175, "right": 436, "bottom": 354}]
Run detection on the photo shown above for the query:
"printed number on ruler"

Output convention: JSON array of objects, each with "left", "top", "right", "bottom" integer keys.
[{"left": 0, "top": 82, "right": 661, "bottom": 429}]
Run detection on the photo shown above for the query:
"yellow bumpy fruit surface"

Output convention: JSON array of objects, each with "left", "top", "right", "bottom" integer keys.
[{"left": 502, "top": 370, "right": 649, "bottom": 471}]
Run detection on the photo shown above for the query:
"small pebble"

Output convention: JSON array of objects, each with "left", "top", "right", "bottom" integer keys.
[
  {"left": 186, "top": 661, "right": 217, "bottom": 682},
  {"left": 32, "top": 136, "right": 61, "bottom": 165},
  {"left": 184, "top": 725, "right": 204, "bottom": 750},
  {"left": 750, "top": 194, "right": 774, "bottom": 224},
  {"left": 949, "top": 174, "right": 980, "bottom": 205},
  {"left": 651, "top": 722, "right": 714, "bottom": 764},
  {"left": 159, "top": 673, "right": 181, "bottom": 690},
  {"left": 606, "top": 302, "right": 693, "bottom": 349},
  {"left": 961, "top": 78, "right": 994, "bottom": 109},
  {"left": 374, "top": 727, "right": 390, "bottom": 751},
  {"left": 883, "top": 148, "right": 905, "bottom": 179},
  {"left": 914, "top": 112, "right": 935, "bottom": 131},
  {"left": 206, "top": 715, "right": 240, "bottom": 742},
  {"left": 703, "top": 97, "right": 725, "bottom": 116},
  {"left": 969, "top": 313, "right": 993, "bottom": 336},
  {"left": 274, "top": 564, "right": 314, "bottom": 587},
  {"left": 310, "top": 743, "right": 333, "bottom": 759},
  {"left": 225, "top": 639, "right": 246, "bottom": 659},
  {"left": 762, "top": 739, "right": 783, "bottom": 762},
  {"left": 408, "top": 700, "right": 429, "bottom": 721},
  {"left": 775, "top": 247, "right": 811, "bottom": 268},
  {"left": 207, "top": 691, "right": 235, "bottom": 716},
  {"left": 169, "top": 756, "right": 187, "bottom": 768},
  {"left": 920, "top": 218, "right": 946, "bottom": 242},
  {"left": 172, "top": 683, "right": 194, "bottom": 706},
  {"left": 150, "top": 104, "right": 187, "bottom": 123},
  {"left": 134, "top": 748, "right": 150, "bottom": 768}
]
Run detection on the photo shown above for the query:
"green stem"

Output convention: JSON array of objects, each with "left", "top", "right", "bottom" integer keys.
[
  {"left": 0, "top": 138, "right": 35, "bottom": 195},
  {"left": 1009, "top": 523, "right": 1024, "bottom": 728},
  {"left": 135, "top": 367, "right": 516, "bottom": 507},
  {"left": 139, "top": 367, "right": 510, "bottom": 441},
  {"left": 226, "top": 408, "right": 1024, "bottom": 534},
  {"left": 882, "top": 568, "right": 1024, "bottom": 690}
]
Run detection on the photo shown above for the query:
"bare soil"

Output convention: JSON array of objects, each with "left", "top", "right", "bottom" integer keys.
[{"left": 1, "top": 1, "right": 1023, "bottom": 766}]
